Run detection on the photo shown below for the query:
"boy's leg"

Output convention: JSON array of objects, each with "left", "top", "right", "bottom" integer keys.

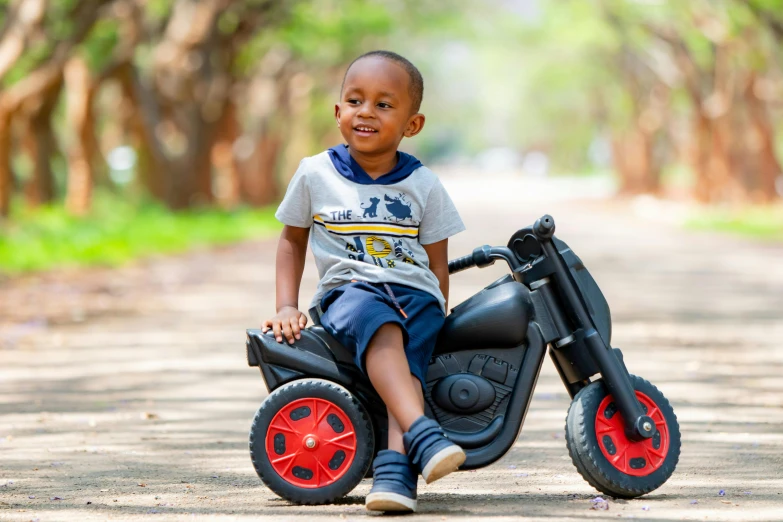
[
  {"left": 386, "top": 375, "right": 425, "bottom": 453},
  {"left": 387, "top": 409, "right": 405, "bottom": 453},
  {"left": 365, "top": 323, "right": 424, "bottom": 431},
  {"left": 319, "top": 284, "right": 422, "bottom": 428},
  {"left": 365, "top": 323, "right": 464, "bottom": 485},
  {"left": 365, "top": 330, "right": 423, "bottom": 513}
]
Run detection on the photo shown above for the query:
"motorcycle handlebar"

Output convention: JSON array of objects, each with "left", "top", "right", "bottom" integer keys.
[
  {"left": 448, "top": 245, "right": 518, "bottom": 274},
  {"left": 447, "top": 253, "right": 477, "bottom": 274},
  {"left": 447, "top": 215, "right": 555, "bottom": 275},
  {"left": 533, "top": 214, "right": 555, "bottom": 239}
]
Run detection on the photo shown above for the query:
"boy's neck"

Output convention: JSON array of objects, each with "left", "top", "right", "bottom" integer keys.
[{"left": 347, "top": 146, "right": 398, "bottom": 179}]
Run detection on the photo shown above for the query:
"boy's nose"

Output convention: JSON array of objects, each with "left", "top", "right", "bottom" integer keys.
[{"left": 357, "top": 102, "right": 375, "bottom": 117}]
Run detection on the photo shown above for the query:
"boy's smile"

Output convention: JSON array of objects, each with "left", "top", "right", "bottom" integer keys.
[
  {"left": 335, "top": 56, "right": 425, "bottom": 177},
  {"left": 353, "top": 124, "right": 378, "bottom": 137}
]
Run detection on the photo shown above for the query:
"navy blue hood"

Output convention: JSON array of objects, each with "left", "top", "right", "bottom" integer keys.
[{"left": 328, "top": 144, "right": 422, "bottom": 185}]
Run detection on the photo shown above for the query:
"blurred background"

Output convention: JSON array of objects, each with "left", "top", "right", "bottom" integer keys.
[
  {"left": 2, "top": 4, "right": 783, "bottom": 517},
  {"left": 0, "top": 0, "right": 782, "bottom": 274}
]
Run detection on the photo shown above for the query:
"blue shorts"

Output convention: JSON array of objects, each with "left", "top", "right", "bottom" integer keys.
[{"left": 318, "top": 282, "right": 445, "bottom": 389}]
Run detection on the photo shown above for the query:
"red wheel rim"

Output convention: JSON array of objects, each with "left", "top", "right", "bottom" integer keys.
[
  {"left": 265, "top": 398, "right": 357, "bottom": 488},
  {"left": 595, "top": 391, "right": 669, "bottom": 477}
]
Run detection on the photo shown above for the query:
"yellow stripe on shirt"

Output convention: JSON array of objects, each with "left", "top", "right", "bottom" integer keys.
[{"left": 313, "top": 215, "right": 419, "bottom": 237}]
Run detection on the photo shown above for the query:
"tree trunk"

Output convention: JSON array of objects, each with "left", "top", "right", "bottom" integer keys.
[
  {"left": 22, "top": 79, "right": 62, "bottom": 206},
  {"left": 235, "top": 47, "right": 296, "bottom": 207},
  {"left": 708, "top": 117, "right": 737, "bottom": 203},
  {"left": 115, "top": 63, "right": 168, "bottom": 201},
  {"left": 613, "top": 128, "right": 659, "bottom": 196},
  {"left": 279, "top": 71, "right": 313, "bottom": 184},
  {"left": 167, "top": 110, "right": 217, "bottom": 209},
  {"left": 64, "top": 57, "right": 96, "bottom": 215},
  {"left": 690, "top": 113, "right": 714, "bottom": 204},
  {"left": 0, "top": 111, "right": 13, "bottom": 218},
  {"left": 120, "top": 0, "right": 283, "bottom": 210},
  {"left": 744, "top": 74, "right": 781, "bottom": 202},
  {"left": 211, "top": 98, "right": 242, "bottom": 208},
  {"left": 149, "top": 0, "right": 226, "bottom": 209},
  {"left": 0, "top": 0, "right": 103, "bottom": 217},
  {"left": 241, "top": 132, "right": 280, "bottom": 206},
  {"left": 0, "top": 0, "right": 47, "bottom": 82}
]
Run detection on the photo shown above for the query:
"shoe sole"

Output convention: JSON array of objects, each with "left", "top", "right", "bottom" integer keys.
[
  {"left": 422, "top": 445, "right": 466, "bottom": 484},
  {"left": 365, "top": 492, "right": 417, "bottom": 512}
]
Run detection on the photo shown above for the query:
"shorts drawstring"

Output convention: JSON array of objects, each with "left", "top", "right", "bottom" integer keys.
[{"left": 383, "top": 283, "right": 408, "bottom": 319}]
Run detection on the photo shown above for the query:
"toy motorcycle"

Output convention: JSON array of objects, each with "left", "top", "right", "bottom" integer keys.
[{"left": 245, "top": 214, "right": 680, "bottom": 504}]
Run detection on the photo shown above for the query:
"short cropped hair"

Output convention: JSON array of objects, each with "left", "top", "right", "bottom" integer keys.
[{"left": 342, "top": 50, "right": 424, "bottom": 113}]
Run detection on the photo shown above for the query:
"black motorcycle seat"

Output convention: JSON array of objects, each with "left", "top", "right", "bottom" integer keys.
[{"left": 248, "top": 327, "right": 355, "bottom": 366}]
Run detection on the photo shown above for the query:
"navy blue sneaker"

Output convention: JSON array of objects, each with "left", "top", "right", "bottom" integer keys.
[
  {"left": 403, "top": 416, "right": 466, "bottom": 484},
  {"left": 365, "top": 450, "right": 418, "bottom": 512}
]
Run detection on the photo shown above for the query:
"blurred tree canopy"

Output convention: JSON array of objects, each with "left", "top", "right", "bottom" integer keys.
[
  {"left": 0, "top": 0, "right": 780, "bottom": 222},
  {"left": 494, "top": 0, "right": 783, "bottom": 203}
]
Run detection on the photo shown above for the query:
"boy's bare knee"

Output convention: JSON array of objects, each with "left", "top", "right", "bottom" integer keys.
[
  {"left": 365, "top": 323, "right": 404, "bottom": 365},
  {"left": 370, "top": 322, "right": 403, "bottom": 346}
]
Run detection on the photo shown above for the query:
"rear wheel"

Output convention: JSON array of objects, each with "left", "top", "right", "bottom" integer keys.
[
  {"left": 565, "top": 374, "right": 680, "bottom": 498},
  {"left": 249, "top": 378, "right": 375, "bottom": 504}
]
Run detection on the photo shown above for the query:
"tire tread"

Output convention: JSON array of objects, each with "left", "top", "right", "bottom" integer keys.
[
  {"left": 564, "top": 375, "right": 681, "bottom": 498},
  {"left": 249, "top": 379, "right": 374, "bottom": 505}
]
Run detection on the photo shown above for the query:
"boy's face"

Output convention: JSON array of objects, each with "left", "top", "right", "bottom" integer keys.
[{"left": 335, "top": 56, "right": 425, "bottom": 157}]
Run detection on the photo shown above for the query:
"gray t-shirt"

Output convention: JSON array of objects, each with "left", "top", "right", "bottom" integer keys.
[{"left": 275, "top": 151, "right": 465, "bottom": 312}]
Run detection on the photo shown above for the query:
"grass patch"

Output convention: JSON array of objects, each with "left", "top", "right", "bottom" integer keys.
[
  {"left": 0, "top": 192, "right": 282, "bottom": 274},
  {"left": 685, "top": 205, "right": 783, "bottom": 241}
]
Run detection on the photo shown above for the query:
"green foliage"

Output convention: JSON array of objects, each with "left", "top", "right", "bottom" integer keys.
[
  {"left": 415, "top": 0, "right": 624, "bottom": 168},
  {"left": 218, "top": 9, "right": 241, "bottom": 35},
  {"left": 1, "top": 0, "right": 94, "bottom": 86},
  {"left": 235, "top": 0, "right": 450, "bottom": 161},
  {"left": 236, "top": 0, "right": 397, "bottom": 75},
  {"left": 0, "top": 192, "right": 281, "bottom": 274},
  {"left": 1, "top": 41, "right": 52, "bottom": 87},
  {"left": 78, "top": 17, "right": 120, "bottom": 73},
  {"left": 2, "top": 0, "right": 781, "bottom": 264},
  {"left": 146, "top": 0, "right": 175, "bottom": 22},
  {"left": 686, "top": 205, "right": 783, "bottom": 240},
  {"left": 280, "top": 0, "right": 393, "bottom": 60}
]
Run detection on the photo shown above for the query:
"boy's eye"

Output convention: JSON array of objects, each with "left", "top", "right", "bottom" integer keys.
[
  {"left": 347, "top": 99, "right": 361, "bottom": 105},
  {"left": 377, "top": 102, "right": 391, "bottom": 109}
]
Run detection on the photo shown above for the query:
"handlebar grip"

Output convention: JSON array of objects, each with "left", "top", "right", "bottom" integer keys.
[
  {"left": 533, "top": 214, "right": 555, "bottom": 239},
  {"left": 448, "top": 253, "right": 476, "bottom": 274}
]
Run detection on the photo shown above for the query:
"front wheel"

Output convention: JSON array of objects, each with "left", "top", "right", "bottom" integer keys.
[{"left": 565, "top": 374, "right": 680, "bottom": 498}]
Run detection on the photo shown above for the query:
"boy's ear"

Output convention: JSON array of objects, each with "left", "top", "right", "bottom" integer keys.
[
  {"left": 334, "top": 104, "right": 341, "bottom": 126},
  {"left": 404, "top": 113, "right": 425, "bottom": 138}
]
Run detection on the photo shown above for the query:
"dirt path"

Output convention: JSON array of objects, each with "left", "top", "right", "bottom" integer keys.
[{"left": 2, "top": 175, "right": 783, "bottom": 521}]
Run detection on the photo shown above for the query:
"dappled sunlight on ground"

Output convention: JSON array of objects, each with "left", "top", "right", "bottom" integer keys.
[{"left": 1, "top": 175, "right": 782, "bottom": 520}]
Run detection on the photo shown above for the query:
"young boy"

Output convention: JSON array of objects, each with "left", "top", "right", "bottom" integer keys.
[{"left": 262, "top": 50, "right": 465, "bottom": 513}]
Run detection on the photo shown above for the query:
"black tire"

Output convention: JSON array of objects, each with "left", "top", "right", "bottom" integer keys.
[
  {"left": 565, "top": 374, "right": 680, "bottom": 498},
  {"left": 249, "top": 378, "right": 375, "bottom": 504}
]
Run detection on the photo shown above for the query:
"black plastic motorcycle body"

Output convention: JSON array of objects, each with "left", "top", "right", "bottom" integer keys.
[{"left": 246, "top": 214, "right": 649, "bottom": 469}]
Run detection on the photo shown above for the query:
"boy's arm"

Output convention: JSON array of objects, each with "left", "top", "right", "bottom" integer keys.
[
  {"left": 262, "top": 225, "right": 310, "bottom": 344},
  {"left": 423, "top": 238, "right": 450, "bottom": 311}
]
